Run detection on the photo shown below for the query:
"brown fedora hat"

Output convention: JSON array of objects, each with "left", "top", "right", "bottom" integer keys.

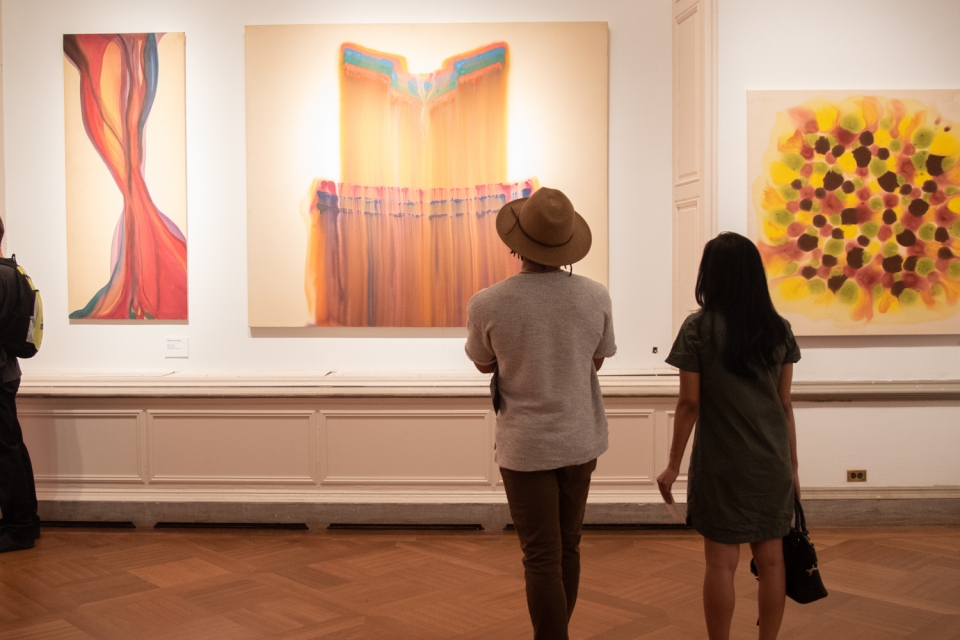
[{"left": 496, "top": 187, "right": 592, "bottom": 266}]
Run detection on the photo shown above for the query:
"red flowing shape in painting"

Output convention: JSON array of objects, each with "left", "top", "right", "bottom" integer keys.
[{"left": 65, "top": 33, "right": 187, "bottom": 320}]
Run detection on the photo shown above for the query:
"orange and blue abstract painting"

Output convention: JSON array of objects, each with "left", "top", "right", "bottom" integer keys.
[
  {"left": 303, "top": 42, "right": 531, "bottom": 327},
  {"left": 244, "top": 23, "right": 610, "bottom": 327},
  {"left": 64, "top": 33, "right": 187, "bottom": 321}
]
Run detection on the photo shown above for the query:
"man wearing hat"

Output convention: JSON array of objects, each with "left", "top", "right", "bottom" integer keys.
[{"left": 465, "top": 187, "right": 616, "bottom": 639}]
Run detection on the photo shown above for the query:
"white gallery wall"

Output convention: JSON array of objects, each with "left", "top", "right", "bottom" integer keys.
[
  {"left": 717, "top": 0, "right": 960, "bottom": 491},
  {"left": 718, "top": 0, "right": 960, "bottom": 381},
  {"left": 2, "top": 0, "right": 674, "bottom": 377},
  {"left": 0, "top": 0, "right": 957, "bottom": 500}
]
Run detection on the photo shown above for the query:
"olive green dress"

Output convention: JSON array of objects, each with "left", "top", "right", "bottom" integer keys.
[{"left": 666, "top": 310, "right": 801, "bottom": 544}]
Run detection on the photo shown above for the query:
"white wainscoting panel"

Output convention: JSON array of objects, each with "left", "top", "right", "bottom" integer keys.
[
  {"left": 20, "top": 410, "right": 143, "bottom": 483},
  {"left": 594, "top": 410, "right": 656, "bottom": 487},
  {"left": 147, "top": 411, "right": 316, "bottom": 484},
  {"left": 320, "top": 410, "right": 492, "bottom": 486}
]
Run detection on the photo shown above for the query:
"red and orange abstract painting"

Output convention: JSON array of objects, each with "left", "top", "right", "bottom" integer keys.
[{"left": 64, "top": 33, "right": 187, "bottom": 321}]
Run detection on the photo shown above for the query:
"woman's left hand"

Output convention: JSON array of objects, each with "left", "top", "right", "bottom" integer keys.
[{"left": 657, "top": 466, "right": 680, "bottom": 504}]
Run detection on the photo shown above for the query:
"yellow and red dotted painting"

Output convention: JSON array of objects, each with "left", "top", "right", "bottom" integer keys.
[{"left": 748, "top": 91, "right": 960, "bottom": 335}]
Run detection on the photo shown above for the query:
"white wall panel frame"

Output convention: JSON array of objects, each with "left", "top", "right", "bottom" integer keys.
[
  {"left": 672, "top": 0, "right": 717, "bottom": 333},
  {"left": 593, "top": 409, "right": 656, "bottom": 488},
  {"left": 319, "top": 409, "right": 494, "bottom": 487},
  {"left": 19, "top": 409, "right": 145, "bottom": 484},
  {"left": 146, "top": 410, "right": 318, "bottom": 485}
]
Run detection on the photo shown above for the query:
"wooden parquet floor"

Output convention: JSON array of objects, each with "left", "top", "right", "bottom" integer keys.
[{"left": 1, "top": 526, "right": 958, "bottom": 639}]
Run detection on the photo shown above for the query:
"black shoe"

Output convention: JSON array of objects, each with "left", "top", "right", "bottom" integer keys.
[
  {"left": 0, "top": 531, "right": 35, "bottom": 553},
  {"left": 1, "top": 517, "right": 40, "bottom": 539}
]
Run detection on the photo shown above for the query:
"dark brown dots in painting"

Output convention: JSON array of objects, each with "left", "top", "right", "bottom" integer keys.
[
  {"left": 823, "top": 171, "right": 844, "bottom": 191},
  {"left": 852, "top": 145, "right": 872, "bottom": 168},
  {"left": 927, "top": 154, "right": 945, "bottom": 176},
  {"left": 896, "top": 229, "right": 917, "bottom": 246},
  {"left": 908, "top": 199, "right": 930, "bottom": 216},
  {"left": 877, "top": 171, "right": 900, "bottom": 192},
  {"left": 882, "top": 255, "right": 903, "bottom": 273},
  {"left": 847, "top": 247, "right": 865, "bottom": 269},
  {"left": 827, "top": 274, "right": 847, "bottom": 293},
  {"left": 797, "top": 234, "right": 819, "bottom": 252}
]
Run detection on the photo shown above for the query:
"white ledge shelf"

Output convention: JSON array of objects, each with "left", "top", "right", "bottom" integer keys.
[{"left": 17, "top": 373, "right": 960, "bottom": 400}]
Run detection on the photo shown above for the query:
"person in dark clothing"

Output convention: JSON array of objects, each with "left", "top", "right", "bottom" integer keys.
[
  {"left": 657, "top": 232, "right": 801, "bottom": 640},
  {"left": 0, "top": 216, "right": 39, "bottom": 553}
]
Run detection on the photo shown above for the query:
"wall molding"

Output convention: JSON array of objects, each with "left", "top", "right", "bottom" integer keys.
[
  {"left": 35, "top": 496, "right": 960, "bottom": 529},
  {"left": 18, "top": 374, "right": 960, "bottom": 400},
  {"left": 802, "top": 486, "right": 960, "bottom": 500},
  {"left": 319, "top": 408, "right": 493, "bottom": 486},
  {"left": 146, "top": 409, "right": 318, "bottom": 485},
  {"left": 33, "top": 485, "right": 959, "bottom": 504},
  {"left": 19, "top": 408, "right": 145, "bottom": 483},
  {"left": 599, "top": 408, "right": 657, "bottom": 485}
]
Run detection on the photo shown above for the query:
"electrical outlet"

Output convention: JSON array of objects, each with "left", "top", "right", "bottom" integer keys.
[
  {"left": 652, "top": 347, "right": 658, "bottom": 354},
  {"left": 847, "top": 469, "right": 867, "bottom": 482}
]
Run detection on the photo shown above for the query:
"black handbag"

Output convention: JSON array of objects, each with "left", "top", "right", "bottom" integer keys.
[{"left": 750, "top": 497, "right": 828, "bottom": 604}]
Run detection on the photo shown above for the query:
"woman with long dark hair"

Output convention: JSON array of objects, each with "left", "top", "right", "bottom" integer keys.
[{"left": 657, "top": 232, "right": 801, "bottom": 640}]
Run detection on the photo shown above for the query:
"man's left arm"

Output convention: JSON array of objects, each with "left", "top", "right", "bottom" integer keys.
[{"left": 464, "top": 298, "right": 497, "bottom": 373}]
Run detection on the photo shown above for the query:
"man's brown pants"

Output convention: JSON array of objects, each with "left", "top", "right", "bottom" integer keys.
[{"left": 500, "top": 458, "right": 597, "bottom": 640}]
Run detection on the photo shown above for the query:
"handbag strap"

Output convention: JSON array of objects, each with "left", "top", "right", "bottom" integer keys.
[{"left": 794, "top": 496, "right": 809, "bottom": 534}]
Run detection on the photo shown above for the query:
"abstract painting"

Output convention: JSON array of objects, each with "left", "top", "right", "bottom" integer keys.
[
  {"left": 245, "top": 24, "right": 608, "bottom": 327},
  {"left": 748, "top": 91, "right": 960, "bottom": 335},
  {"left": 64, "top": 33, "right": 187, "bottom": 321}
]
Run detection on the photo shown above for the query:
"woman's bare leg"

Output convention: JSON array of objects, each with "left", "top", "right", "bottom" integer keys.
[
  {"left": 703, "top": 538, "right": 740, "bottom": 640},
  {"left": 749, "top": 538, "right": 786, "bottom": 640}
]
